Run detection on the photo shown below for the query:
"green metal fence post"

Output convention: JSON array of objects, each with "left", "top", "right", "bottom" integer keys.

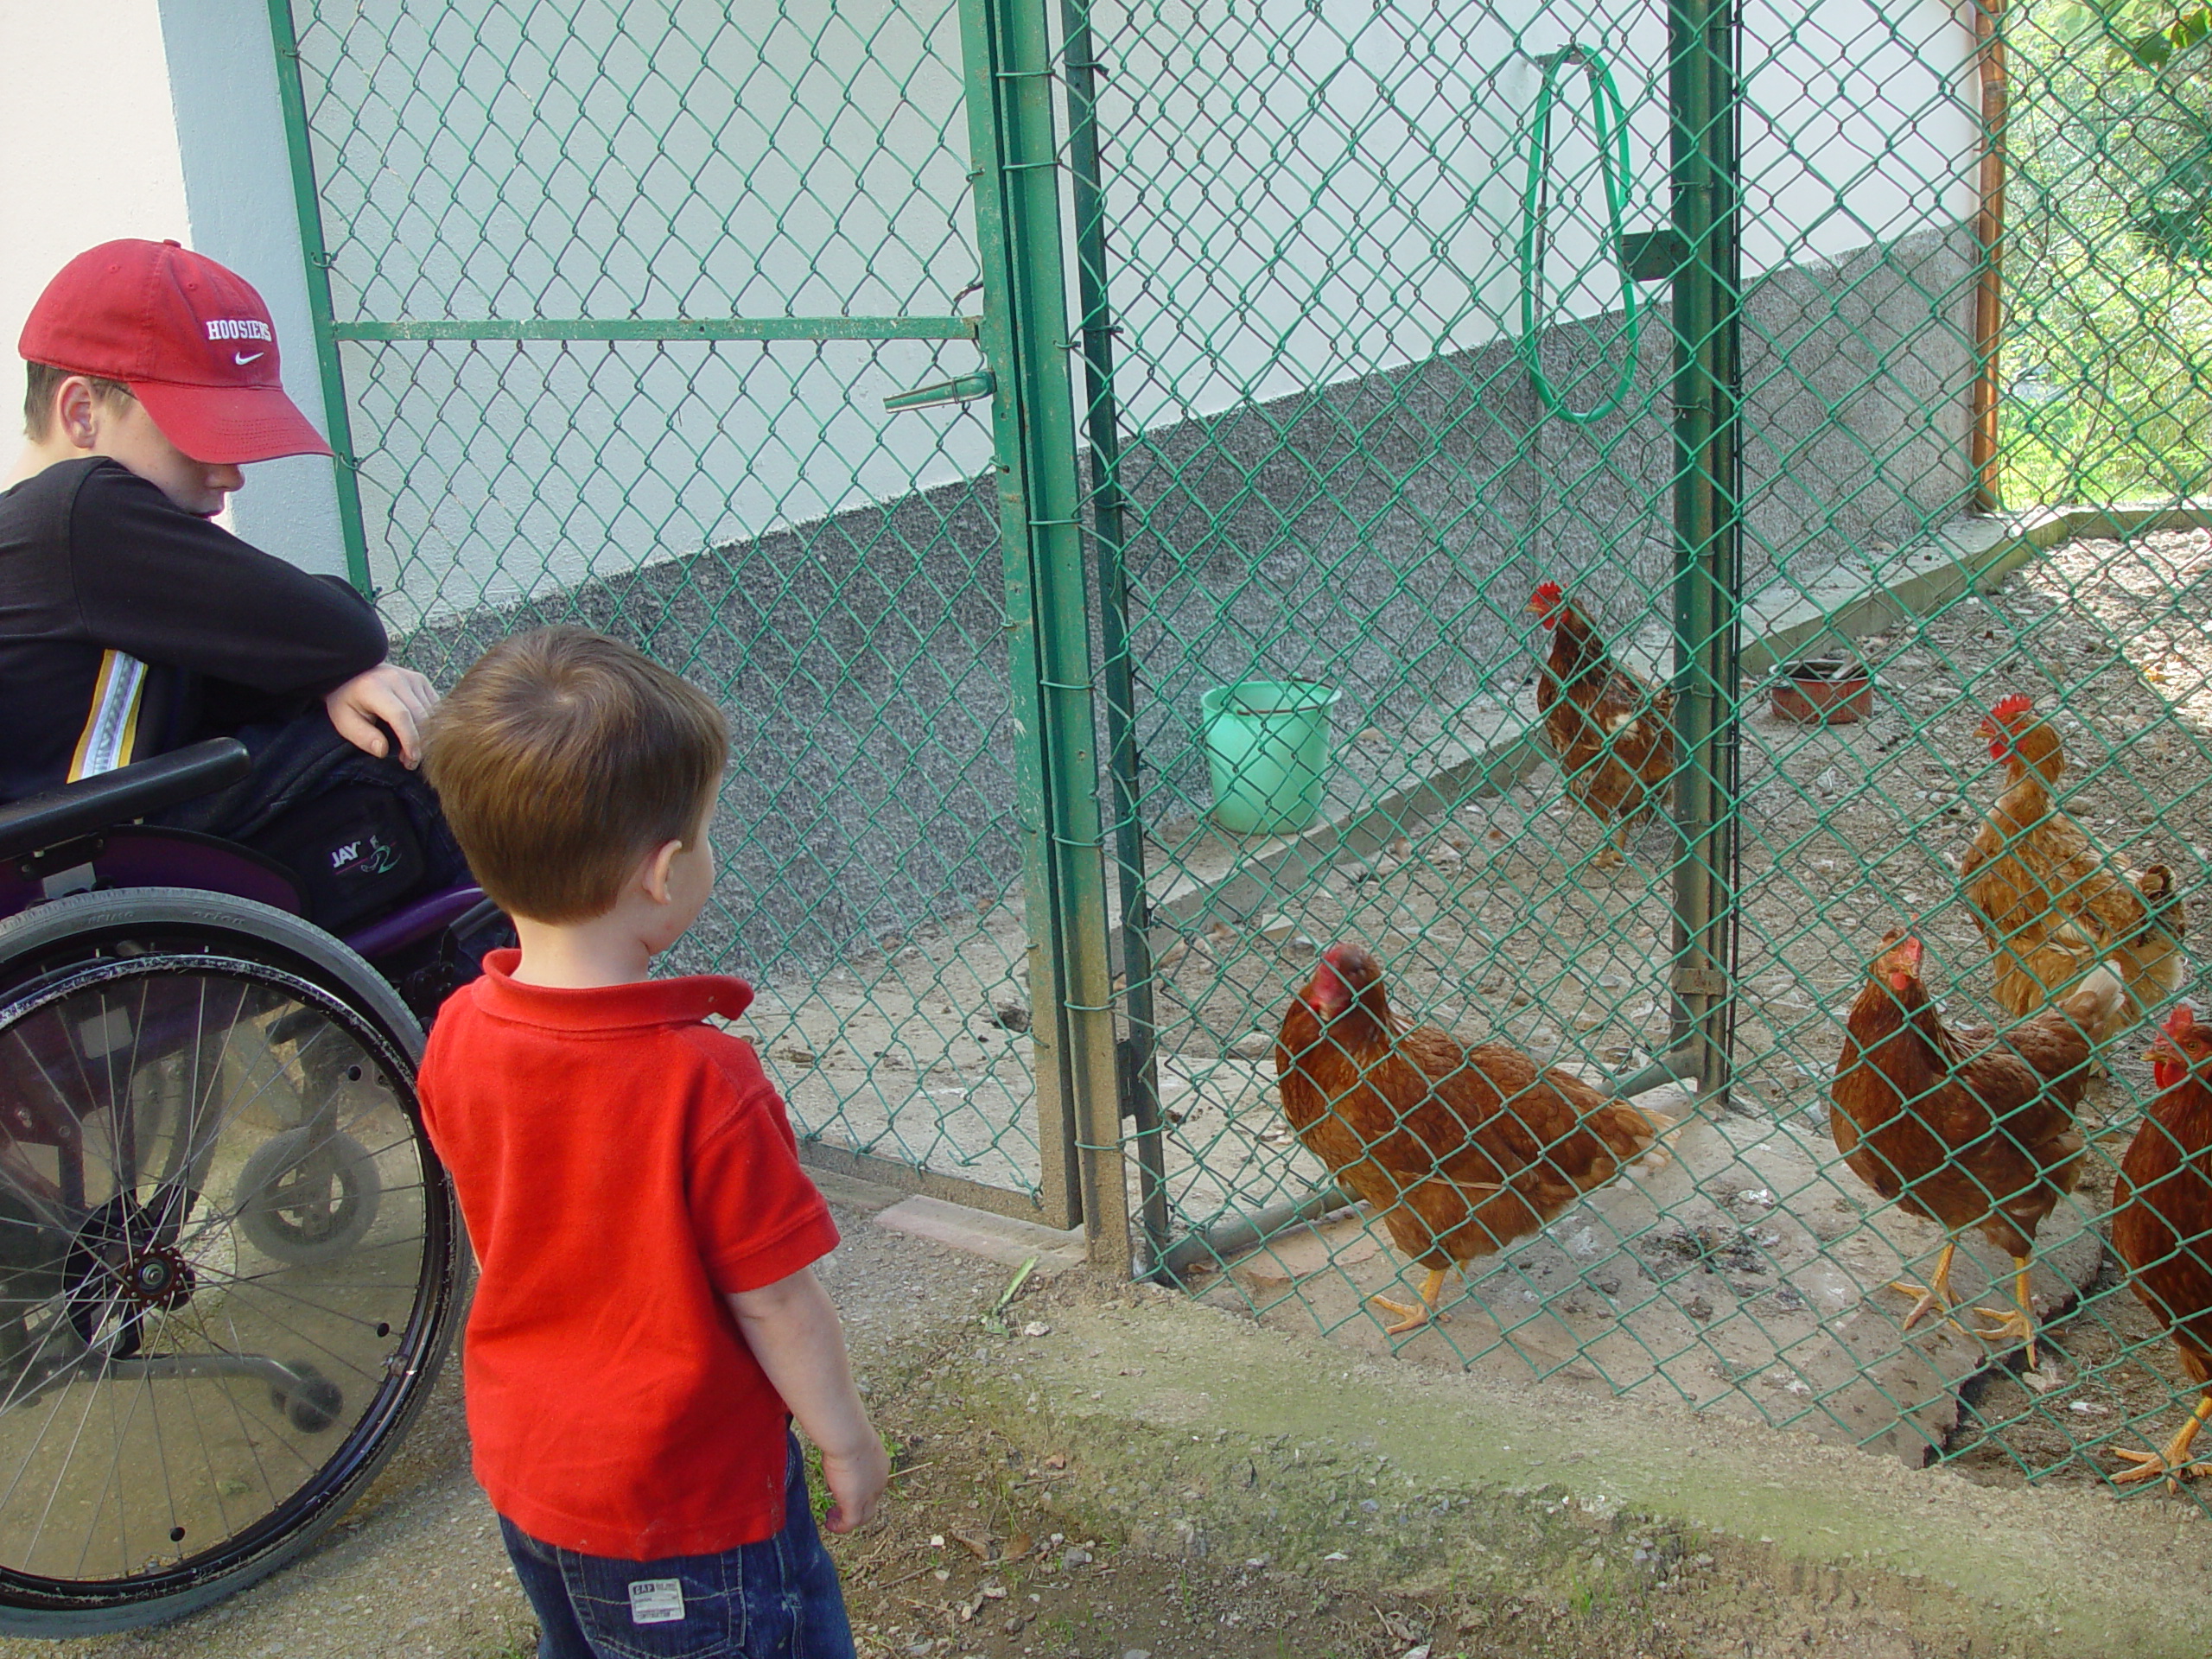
[
  {"left": 960, "top": 0, "right": 1129, "bottom": 1264},
  {"left": 1666, "top": 0, "right": 1743, "bottom": 1105},
  {"left": 264, "top": 0, "right": 373, "bottom": 596},
  {"left": 1060, "top": 0, "right": 1170, "bottom": 1271}
]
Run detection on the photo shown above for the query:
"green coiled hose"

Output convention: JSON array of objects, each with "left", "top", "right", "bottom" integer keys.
[{"left": 1519, "top": 44, "right": 1642, "bottom": 425}]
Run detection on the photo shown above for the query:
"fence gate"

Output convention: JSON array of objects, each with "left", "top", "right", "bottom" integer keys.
[{"left": 270, "top": 0, "right": 1125, "bottom": 1241}]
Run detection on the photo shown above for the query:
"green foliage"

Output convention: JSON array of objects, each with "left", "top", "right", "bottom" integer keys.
[
  {"left": 2048, "top": 0, "right": 2212, "bottom": 68},
  {"left": 2001, "top": 0, "right": 2212, "bottom": 502}
]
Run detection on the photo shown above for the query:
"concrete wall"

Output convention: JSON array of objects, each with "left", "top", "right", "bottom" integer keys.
[
  {"left": 285, "top": 0, "right": 1980, "bottom": 626},
  {"left": 1116, "top": 225, "right": 1980, "bottom": 820},
  {"left": 389, "top": 219, "right": 1976, "bottom": 981},
  {"left": 45, "top": 1, "right": 1980, "bottom": 981},
  {"left": 390, "top": 472, "right": 1018, "bottom": 978}
]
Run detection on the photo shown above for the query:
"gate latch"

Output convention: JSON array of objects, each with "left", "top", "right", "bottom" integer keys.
[
  {"left": 1618, "top": 226, "right": 1688, "bottom": 283},
  {"left": 884, "top": 372, "right": 995, "bottom": 412},
  {"left": 1672, "top": 964, "right": 1728, "bottom": 998}
]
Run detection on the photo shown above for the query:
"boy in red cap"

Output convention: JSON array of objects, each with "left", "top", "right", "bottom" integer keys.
[
  {"left": 419, "top": 626, "right": 885, "bottom": 1657},
  {"left": 1, "top": 238, "right": 466, "bottom": 934}
]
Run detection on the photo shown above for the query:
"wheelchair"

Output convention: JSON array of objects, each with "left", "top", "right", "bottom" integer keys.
[{"left": 0, "top": 738, "right": 490, "bottom": 1634}]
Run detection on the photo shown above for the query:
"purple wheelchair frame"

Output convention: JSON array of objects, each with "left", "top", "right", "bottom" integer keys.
[{"left": 0, "top": 741, "right": 486, "bottom": 976}]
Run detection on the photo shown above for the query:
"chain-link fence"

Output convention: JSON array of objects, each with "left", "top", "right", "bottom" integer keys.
[
  {"left": 275, "top": 0, "right": 1093, "bottom": 1224},
  {"left": 277, "top": 0, "right": 2212, "bottom": 1504}
]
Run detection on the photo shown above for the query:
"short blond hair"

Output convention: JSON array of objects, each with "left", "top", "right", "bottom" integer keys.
[{"left": 423, "top": 627, "right": 728, "bottom": 923}]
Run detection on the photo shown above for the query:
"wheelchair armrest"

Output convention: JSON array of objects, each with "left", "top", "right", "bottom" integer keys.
[{"left": 0, "top": 739, "right": 253, "bottom": 865}]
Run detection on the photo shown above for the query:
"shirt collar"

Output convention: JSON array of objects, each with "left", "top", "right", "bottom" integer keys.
[{"left": 467, "top": 948, "right": 755, "bottom": 1030}]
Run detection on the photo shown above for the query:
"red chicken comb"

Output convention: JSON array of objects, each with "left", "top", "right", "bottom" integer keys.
[
  {"left": 1529, "top": 582, "right": 1564, "bottom": 614},
  {"left": 1986, "top": 693, "right": 2035, "bottom": 728},
  {"left": 2166, "top": 1001, "right": 2199, "bottom": 1040}
]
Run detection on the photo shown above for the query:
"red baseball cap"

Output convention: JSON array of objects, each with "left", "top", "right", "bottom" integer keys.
[{"left": 18, "top": 238, "right": 333, "bottom": 465}]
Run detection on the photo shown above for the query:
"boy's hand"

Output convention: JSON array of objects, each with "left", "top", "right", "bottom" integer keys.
[
  {"left": 817, "top": 1433, "right": 891, "bottom": 1534},
  {"left": 326, "top": 663, "right": 438, "bottom": 767}
]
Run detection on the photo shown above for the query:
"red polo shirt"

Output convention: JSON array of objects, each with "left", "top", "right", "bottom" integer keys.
[{"left": 418, "top": 950, "right": 838, "bottom": 1560}]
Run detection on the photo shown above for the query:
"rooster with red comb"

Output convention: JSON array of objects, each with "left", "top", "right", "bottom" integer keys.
[
  {"left": 2111, "top": 1001, "right": 2212, "bottom": 1491},
  {"left": 1527, "top": 582, "right": 1675, "bottom": 872},
  {"left": 1959, "top": 692, "right": 2185, "bottom": 1046}
]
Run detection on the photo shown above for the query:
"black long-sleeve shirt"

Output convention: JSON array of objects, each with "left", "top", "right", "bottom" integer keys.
[{"left": 0, "top": 457, "right": 387, "bottom": 802}]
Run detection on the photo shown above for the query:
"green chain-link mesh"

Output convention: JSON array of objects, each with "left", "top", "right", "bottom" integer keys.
[{"left": 283, "top": 0, "right": 2212, "bottom": 1506}]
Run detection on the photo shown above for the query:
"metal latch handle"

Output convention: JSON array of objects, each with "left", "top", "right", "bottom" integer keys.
[{"left": 883, "top": 372, "right": 995, "bottom": 412}]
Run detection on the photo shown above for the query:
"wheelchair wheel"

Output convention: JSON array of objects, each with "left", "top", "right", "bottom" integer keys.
[
  {"left": 0, "top": 889, "right": 466, "bottom": 1634},
  {"left": 233, "top": 1128, "right": 383, "bottom": 1267}
]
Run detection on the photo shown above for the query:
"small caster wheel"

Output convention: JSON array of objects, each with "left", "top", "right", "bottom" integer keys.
[{"left": 271, "top": 1362, "right": 344, "bottom": 1433}]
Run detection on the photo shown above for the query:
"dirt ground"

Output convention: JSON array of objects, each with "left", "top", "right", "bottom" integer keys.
[{"left": 0, "top": 1206, "right": 1980, "bottom": 1659}]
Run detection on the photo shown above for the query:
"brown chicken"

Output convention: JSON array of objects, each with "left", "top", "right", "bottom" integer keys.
[
  {"left": 1529, "top": 582, "right": 1675, "bottom": 870},
  {"left": 1275, "top": 944, "right": 1675, "bottom": 1334},
  {"left": 1831, "top": 931, "right": 2120, "bottom": 1367},
  {"left": 1960, "top": 693, "right": 2184, "bottom": 1044},
  {"left": 2110, "top": 1001, "right": 2212, "bottom": 1492}
]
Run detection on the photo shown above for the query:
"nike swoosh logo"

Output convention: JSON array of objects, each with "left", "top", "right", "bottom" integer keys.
[{"left": 233, "top": 351, "right": 264, "bottom": 365}]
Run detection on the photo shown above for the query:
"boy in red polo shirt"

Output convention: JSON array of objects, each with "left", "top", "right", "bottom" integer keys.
[{"left": 418, "top": 626, "right": 886, "bottom": 1657}]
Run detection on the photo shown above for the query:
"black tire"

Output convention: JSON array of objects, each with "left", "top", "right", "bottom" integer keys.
[
  {"left": 0, "top": 889, "right": 467, "bottom": 1635},
  {"left": 234, "top": 1128, "right": 384, "bottom": 1266}
]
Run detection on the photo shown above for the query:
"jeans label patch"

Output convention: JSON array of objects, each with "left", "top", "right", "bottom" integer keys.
[{"left": 628, "top": 1578, "right": 685, "bottom": 1624}]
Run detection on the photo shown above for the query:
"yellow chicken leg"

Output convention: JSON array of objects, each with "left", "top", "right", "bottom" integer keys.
[
  {"left": 2113, "top": 1394, "right": 2212, "bottom": 1493},
  {"left": 1886, "top": 1239, "right": 1967, "bottom": 1334},
  {"left": 1372, "top": 1267, "right": 1450, "bottom": 1336},
  {"left": 1967, "top": 1254, "right": 2043, "bottom": 1370}
]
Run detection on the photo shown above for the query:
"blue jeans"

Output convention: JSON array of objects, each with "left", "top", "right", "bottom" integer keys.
[{"left": 497, "top": 1435, "right": 855, "bottom": 1659}]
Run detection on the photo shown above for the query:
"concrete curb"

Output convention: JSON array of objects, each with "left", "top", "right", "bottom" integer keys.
[
  {"left": 874, "top": 1193, "right": 1088, "bottom": 1274},
  {"left": 954, "top": 1287, "right": 2212, "bottom": 1659}
]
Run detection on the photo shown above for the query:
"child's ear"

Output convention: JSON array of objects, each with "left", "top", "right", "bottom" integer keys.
[
  {"left": 55, "top": 378, "right": 99, "bottom": 450},
  {"left": 639, "top": 838, "right": 686, "bottom": 906}
]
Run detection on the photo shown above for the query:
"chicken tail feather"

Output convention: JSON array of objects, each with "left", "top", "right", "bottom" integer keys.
[
  {"left": 2130, "top": 862, "right": 2187, "bottom": 947},
  {"left": 2063, "top": 963, "right": 2126, "bottom": 1045}
]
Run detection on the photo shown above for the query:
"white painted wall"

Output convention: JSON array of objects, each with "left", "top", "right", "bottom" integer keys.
[
  {"left": 0, "top": 1, "right": 346, "bottom": 576},
  {"left": 158, "top": 0, "right": 348, "bottom": 579},
  {"left": 1099, "top": 0, "right": 1980, "bottom": 432},
  {"left": 288, "top": 0, "right": 988, "bottom": 627},
  {"left": 0, "top": 3, "right": 191, "bottom": 431}
]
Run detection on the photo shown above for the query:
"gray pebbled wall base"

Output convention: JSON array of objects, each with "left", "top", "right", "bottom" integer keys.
[{"left": 397, "top": 225, "right": 1974, "bottom": 981}]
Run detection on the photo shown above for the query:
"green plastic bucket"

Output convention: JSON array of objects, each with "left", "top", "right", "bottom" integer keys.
[{"left": 1199, "top": 679, "right": 1343, "bottom": 835}]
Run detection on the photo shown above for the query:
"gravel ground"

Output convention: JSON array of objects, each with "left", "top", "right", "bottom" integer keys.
[{"left": 1135, "top": 524, "right": 2212, "bottom": 1498}]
